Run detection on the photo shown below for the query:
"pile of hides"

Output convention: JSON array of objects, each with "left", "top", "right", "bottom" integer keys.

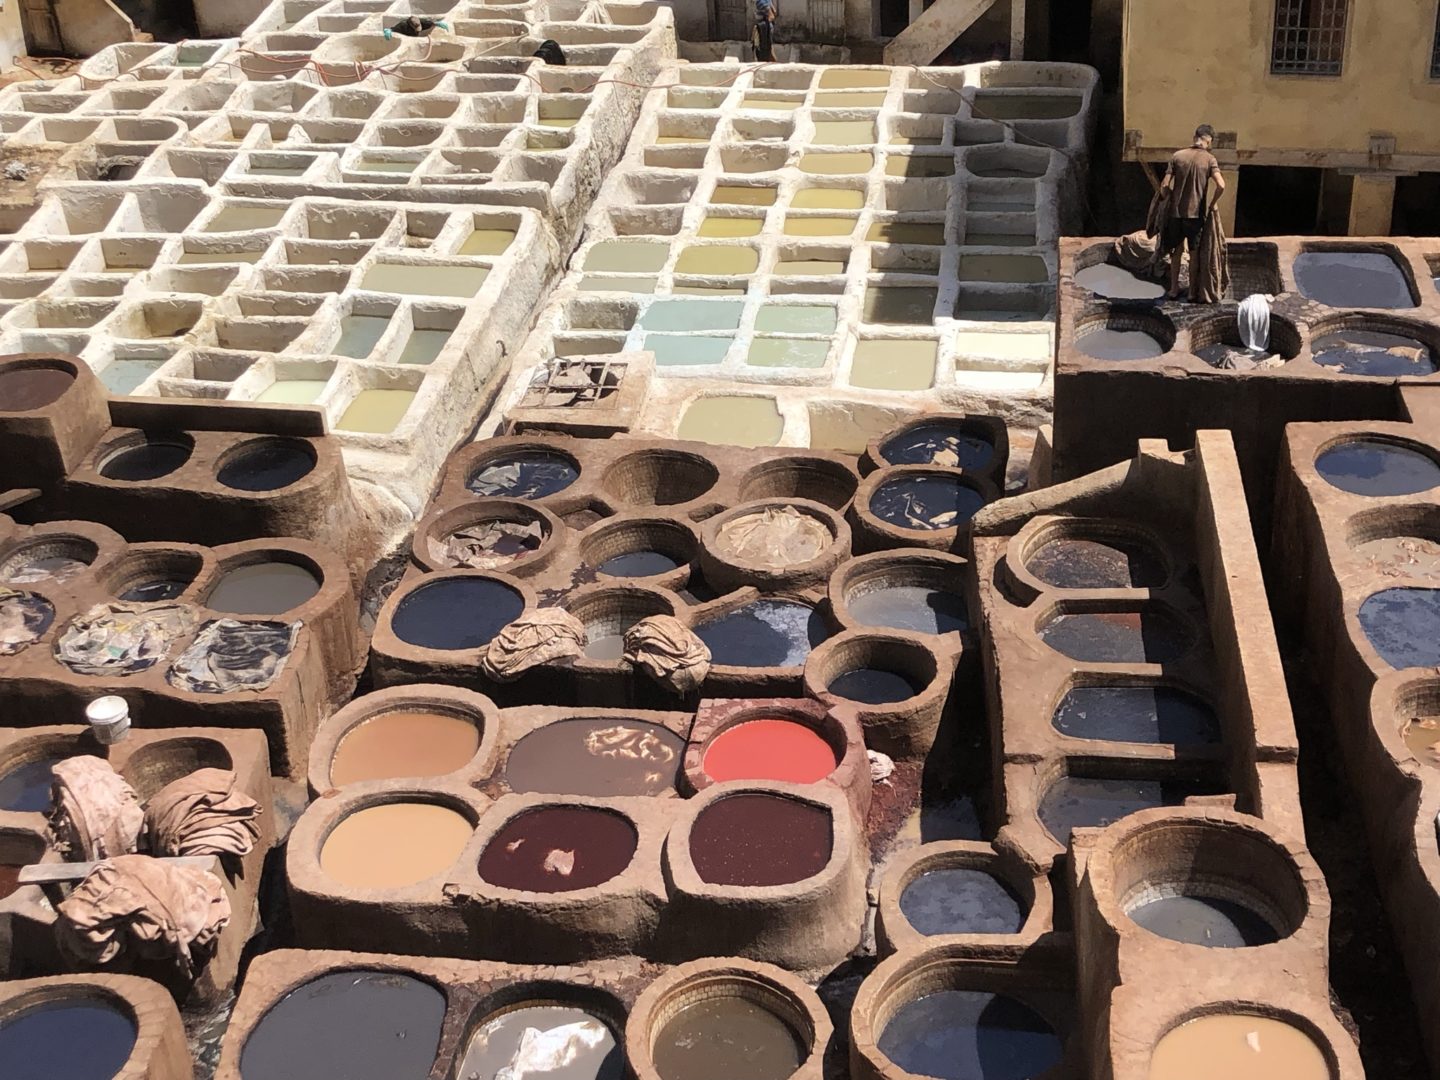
[
  {"left": 623, "top": 615, "right": 710, "bottom": 694},
  {"left": 480, "top": 609, "right": 587, "bottom": 681}
]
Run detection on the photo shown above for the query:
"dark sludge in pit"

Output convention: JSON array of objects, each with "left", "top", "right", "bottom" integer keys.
[
  {"left": 651, "top": 996, "right": 805, "bottom": 1080},
  {"left": 1311, "top": 329, "right": 1437, "bottom": 377},
  {"left": 504, "top": 718, "right": 684, "bottom": 796},
  {"left": 98, "top": 435, "right": 193, "bottom": 482},
  {"left": 1358, "top": 587, "right": 1440, "bottom": 670},
  {"left": 876, "top": 989, "right": 1063, "bottom": 1080},
  {"left": 826, "top": 666, "right": 922, "bottom": 704},
  {"left": 1038, "top": 609, "right": 1193, "bottom": 664},
  {"left": 206, "top": 561, "right": 321, "bottom": 615},
  {"left": 880, "top": 422, "right": 994, "bottom": 469},
  {"left": 688, "top": 792, "right": 832, "bottom": 887},
  {"left": 0, "top": 365, "right": 74, "bottom": 412},
  {"left": 459, "top": 1003, "right": 623, "bottom": 1080},
  {"left": 1315, "top": 439, "right": 1440, "bottom": 497},
  {"left": 848, "top": 584, "right": 969, "bottom": 634},
  {"left": 1293, "top": 250, "right": 1416, "bottom": 309},
  {"left": 1051, "top": 685, "right": 1221, "bottom": 744},
  {"left": 868, "top": 475, "right": 987, "bottom": 531},
  {"left": 390, "top": 577, "right": 525, "bottom": 650},
  {"left": 477, "top": 805, "right": 638, "bottom": 893},
  {"left": 899, "top": 867, "right": 1027, "bottom": 936},
  {"left": 217, "top": 440, "right": 317, "bottom": 492},
  {"left": 1128, "top": 893, "right": 1280, "bottom": 948},
  {"left": 695, "top": 599, "right": 829, "bottom": 667},
  {"left": 0, "top": 754, "right": 67, "bottom": 812},
  {"left": 1038, "top": 775, "right": 1220, "bottom": 846},
  {"left": 119, "top": 577, "right": 192, "bottom": 603},
  {"left": 596, "top": 550, "right": 682, "bottom": 577},
  {"left": 0, "top": 995, "right": 138, "bottom": 1080},
  {"left": 1025, "top": 535, "right": 1167, "bottom": 590},
  {"left": 238, "top": 969, "right": 446, "bottom": 1080},
  {"left": 467, "top": 451, "right": 580, "bottom": 499},
  {"left": 1076, "top": 327, "right": 1165, "bottom": 361}
]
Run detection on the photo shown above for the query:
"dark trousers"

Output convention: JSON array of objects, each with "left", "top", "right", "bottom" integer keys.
[{"left": 755, "top": 19, "right": 773, "bottom": 61}]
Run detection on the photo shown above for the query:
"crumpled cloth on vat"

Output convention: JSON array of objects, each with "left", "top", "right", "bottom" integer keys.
[
  {"left": 493, "top": 1019, "right": 612, "bottom": 1080},
  {"left": 715, "top": 505, "right": 829, "bottom": 568},
  {"left": 166, "top": 619, "right": 299, "bottom": 695},
  {"left": 143, "top": 768, "right": 262, "bottom": 858},
  {"left": 47, "top": 756, "right": 143, "bottom": 862},
  {"left": 54, "top": 602, "right": 197, "bottom": 676},
  {"left": 480, "top": 608, "right": 586, "bottom": 681},
  {"left": 623, "top": 615, "right": 710, "bottom": 694},
  {"left": 1112, "top": 230, "right": 1164, "bottom": 279},
  {"left": 55, "top": 853, "right": 230, "bottom": 978},
  {"left": 431, "top": 520, "right": 544, "bottom": 570},
  {"left": 0, "top": 588, "right": 53, "bottom": 656}
]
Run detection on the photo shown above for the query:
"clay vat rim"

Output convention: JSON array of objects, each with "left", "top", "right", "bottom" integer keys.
[
  {"left": 0, "top": 353, "right": 83, "bottom": 414},
  {"left": 1072, "top": 306, "right": 1178, "bottom": 354},
  {"left": 853, "top": 464, "right": 1000, "bottom": 540},
  {"left": 598, "top": 447, "right": 722, "bottom": 508},
  {"left": 201, "top": 546, "right": 326, "bottom": 614},
  {"left": 1031, "top": 597, "right": 1199, "bottom": 665},
  {"left": 474, "top": 801, "right": 641, "bottom": 895},
  {"left": 1148, "top": 1001, "right": 1342, "bottom": 1080},
  {"left": 381, "top": 570, "right": 534, "bottom": 656},
  {"left": 829, "top": 550, "right": 971, "bottom": 636},
  {"left": 1046, "top": 672, "right": 1221, "bottom": 748},
  {"left": 697, "top": 706, "right": 848, "bottom": 786},
  {"left": 120, "top": 734, "right": 235, "bottom": 803},
  {"left": 94, "top": 545, "right": 209, "bottom": 603},
  {"left": 1375, "top": 670, "right": 1440, "bottom": 778},
  {"left": 316, "top": 687, "right": 497, "bottom": 790},
  {"left": 1184, "top": 309, "right": 1304, "bottom": 363},
  {"left": 412, "top": 497, "right": 563, "bottom": 576},
  {"left": 886, "top": 847, "right": 1038, "bottom": 938},
  {"left": 802, "top": 629, "right": 943, "bottom": 708},
  {"left": 0, "top": 532, "right": 101, "bottom": 584},
  {"left": 735, "top": 455, "right": 860, "bottom": 511},
  {"left": 578, "top": 516, "right": 701, "bottom": 583},
  {"left": 463, "top": 442, "right": 584, "bottom": 500},
  {"left": 701, "top": 497, "right": 849, "bottom": 579},
  {"left": 212, "top": 435, "right": 320, "bottom": 495},
  {"left": 1311, "top": 432, "right": 1440, "bottom": 497},
  {"left": 1011, "top": 515, "right": 1174, "bottom": 594},
  {"left": 93, "top": 429, "right": 196, "bottom": 483}
]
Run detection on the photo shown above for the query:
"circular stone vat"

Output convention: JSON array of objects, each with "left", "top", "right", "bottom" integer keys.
[
  {"left": 1075, "top": 263, "right": 1165, "bottom": 300},
  {"left": 899, "top": 868, "right": 1026, "bottom": 935},
  {"left": 879, "top": 421, "right": 995, "bottom": 470},
  {"left": 97, "top": 433, "right": 193, "bottom": 482},
  {"left": 567, "top": 587, "right": 673, "bottom": 662},
  {"left": 331, "top": 709, "right": 481, "bottom": 786},
  {"left": 0, "top": 994, "right": 137, "bottom": 1080},
  {"left": 1293, "top": 249, "right": 1415, "bottom": 309},
  {"left": 467, "top": 449, "right": 580, "bottom": 499},
  {"left": 1038, "top": 607, "right": 1193, "bottom": 663},
  {"left": 689, "top": 793, "right": 832, "bottom": 886},
  {"left": 652, "top": 995, "right": 805, "bottom": 1080},
  {"left": 601, "top": 449, "right": 719, "bottom": 507},
  {"left": 1024, "top": 531, "right": 1167, "bottom": 590},
  {"left": 1128, "top": 894, "right": 1279, "bottom": 947},
  {"left": 206, "top": 558, "right": 321, "bottom": 615},
  {"left": 713, "top": 505, "right": 835, "bottom": 569},
  {"left": 239, "top": 969, "right": 446, "bottom": 1080},
  {"left": 1358, "top": 587, "right": 1440, "bottom": 669},
  {"left": 103, "top": 549, "right": 202, "bottom": 603},
  {"left": 1052, "top": 685, "right": 1220, "bottom": 744},
  {"left": 1038, "top": 775, "right": 1213, "bottom": 846},
  {"left": 695, "top": 599, "right": 829, "bottom": 667},
  {"left": 477, "top": 805, "right": 637, "bottom": 892},
  {"left": 869, "top": 473, "right": 988, "bottom": 531},
  {"left": 580, "top": 519, "right": 696, "bottom": 581},
  {"left": 876, "top": 990, "right": 1062, "bottom": 1080},
  {"left": 737, "top": 456, "right": 857, "bottom": 509},
  {"left": 704, "top": 718, "right": 838, "bottom": 784},
  {"left": 1315, "top": 438, "right": 1440, "bottom": 496},
  {"left": 1078, "top": 327, "right": 1166, "bottom": 361},
  {"left": 0, "top": 753, "right": 67, "bottom": 812},
  {"left": 1149, "top": 1014, "right": 1329, "bottom": 1080},
  {"left": 320, "top": 801, "right": 472, "bottom": 888},
  {"left": 826, "top": 666, "right": 923, "bottom": 704},
  {"left": 390, "top": 577, "right": 525, "bottom": 651},
  {"left": 0, "top": 537, "right": 96, "bottom": 586},
  {"left": 428, "top": 504, "right": 552, "bottom": 571},
  {"left": 459, "top": 1002, "right": 622, "bottom": 1080},
  {"left": 122, "top": 736, "right": 232, "bottom": 801},
  {"left": 216, "top": 438, "right": 317, "bottom": 492},
  {"left": 505, "top": 718, "right": 684, "bottom": 796},
  {"left": 1313, "top": 328, "right": 1437, "bottom": 377},
  {"left": 0, "top": 362, "right": 75, "bottom": 411},
  {"left": 849, "top": 584, "right": 968, "bottom": 634}
]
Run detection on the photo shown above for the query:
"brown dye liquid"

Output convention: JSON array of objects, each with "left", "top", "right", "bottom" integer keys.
[
  {"left": 206, "top": 561, "right": 320, "bottom": 615},
  {"left": 867, "top": 222, "right": 946, "bottom": 245},
  {"left": 783, "top": 216, "right": 856, "bottom": 237},
  {"left": 815, "top": 90, "right": 886, "bottom": 106},
  {"left": 712, "top": 185, "right": 777, "bottom": 206},
  {"left": 699, "top": 217, "right": 764, "bottom": 238},
  {"left": 320, "top": 802, "right": 472, "bottom": 888},
  {"left": 689, "top": 793, "right": 831, "bottom": 886},
  {"left": 799, "top": 152, "right": 873, "bottom": 174},
  {"left": 651, "top": 997, "right": 804, "bottom": 1080},
  {"left": 791, "top": 188, "right": 864, "bottom": 210},
  {"left": 1148, "top": 1014, "right": 1329, "bottom": 1080},
  {"left": 851, "top": 339, "right": 936, "bottom": 390},
  {"left": 504, "top": 718, "right": 683, "bottom": 796},
  {"left": 0, "top": 367, "right": 73, "bottom": 411},
  {"left": 818, "top": 69, "right": 890, "bottom": 88},
  {"left": 675, "top": 247, "right": 759, "bottom": 274},
  {"left": 331, "top": 711, "right": 480, "bottom": 785},
  {"left": 887, "top": 156, "right": 954, "bottom": 177},
  {"left": 811, "top": 120, "right": 875, "bottom": 144},
  {"left": 477, "top": 805, "right": 637, "bottom": 892}
]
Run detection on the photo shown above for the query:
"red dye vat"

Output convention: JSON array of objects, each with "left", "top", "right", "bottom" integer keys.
[{"left": 703, "top": 719, "right": 838, "bottom": 784}]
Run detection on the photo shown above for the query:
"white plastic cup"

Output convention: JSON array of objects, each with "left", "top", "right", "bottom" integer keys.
[{"left": 85, "top": 695, "right": 131, "bottom": 745}]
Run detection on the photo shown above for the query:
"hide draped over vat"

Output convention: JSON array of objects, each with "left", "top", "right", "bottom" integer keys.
[
  {"left": 624, "top": 615, "right": 710, "bottom": 693},
  {"left": 143, "top": 768, "right": 263, "bottom": 857},
  {"left": 47, "top": 756, "right": 143, "bottom": 861},
  {"left": 480, "top": 608, "right": 587, "bottom": 681}
]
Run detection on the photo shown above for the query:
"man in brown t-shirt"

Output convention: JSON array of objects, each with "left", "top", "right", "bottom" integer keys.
[{"left": 1162, "top": 124, "right": 1226, "bottom": 300}]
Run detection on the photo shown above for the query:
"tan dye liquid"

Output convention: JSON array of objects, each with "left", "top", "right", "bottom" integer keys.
[
  {"left": 206, "top": 206, "right": 285, "bottom": 231},
  {"left": 586, "top": 241, "right": 669, "bottom": 272},
  {"left": 675, "top": 246, "right": 758, "bottom": 275},
  {"left": 850, "top": 339, "right": 937, "bottom": 390},
  {"left": 867, "top": 222, "right": 946, "bottom": 245},
  {"left": 712, "top": 185, "right": 777, "bottom": 206},
  {"left": 458, "top": 228, "right": 516, "bottom": 255},
  {"left": 331, "top": 710, "right": 480, "bottom": 786},
  {"left": 783, "top": 217, "right": 856, "bottom": 237},
  {"left": 699, "top": 218, "right": 764, "bottom": 238},
  {"left": 741, "top": 96, "right": 798, "bottom": 110},
  {"left": 799, "top": 152, "right": 873, "bottom": 174},
  {"left": 338, "top": 388, "right": 416, "bottom": 433},
  {"left": 886, "top": 157, "right": 954, "bottom": 178},
  {"left": 814, "top": 91, "right": 886, "bottom": 106},
  {"left": 791, "top": 189, "right": 865, "bottom": 210},
  {"left": 361, "top": 263, "right": 488, "bottom": 296},
  {"left": 811, "top": 121, "right": 875, "bottom": 145},
  {"left": 818, "top": 69, "right": 891, "bottom": 88},
  {"left": 677, "top": 396, "right": 784, "bottom": 447},
  {"left": 776, "top": 259, "right": 845, "bottom": 275},
  {"left": 319, "top": 802, "right": 472, "bottom": 888},
  {"left": 256, "top": 379, "right": 328, "bottom": 404},
  {"left": 1148, "top": 1015, "right": 1329, "bottom": 1080},
  {"left": 1404, "top": 716, "right": 1440, "bottom": 767}
]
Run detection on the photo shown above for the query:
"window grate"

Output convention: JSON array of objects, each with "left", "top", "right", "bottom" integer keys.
[
  {"left": 1432, "top": 4, "right": 1440, "bottom": 78},
  {"left": 1271, "top": 0, "right": 1348, "bottom": 75}
]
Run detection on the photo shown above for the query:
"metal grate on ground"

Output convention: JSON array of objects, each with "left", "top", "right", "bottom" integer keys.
[{"left": 1271, "top": 0, "right": 1348, "bottom": 75}]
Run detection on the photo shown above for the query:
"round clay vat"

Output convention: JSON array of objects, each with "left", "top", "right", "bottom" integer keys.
[
  {"left": 699, "top": 498, "right": 850, "bottom": 592},
  {"left": 0, "top": 985, "right": 139, "bottom": 1080},
  {"left": 0, "top": 533, "right": 98, "bottom": 587},
  {"left": 736, "top": 455, "right": 858, "bottom": 509},
  {"left": 626, "top": 959, "right": 831, "bottom": 1080},
  {"left": 120, "top": 736, "right": 233, "bottom": 802},
  {"left": 1072, "top": 308, "right": 1177, "bottom": 362},
  {"left": 1007, "top": 516, "right": 1171, "bottom": 598},
  {"left": 382, "top": 572, "right": 530, "bottom": 654},
  {"left": 563, "top": 583, "right": 679, "bottom": 664},
  {"left": 0, "top": 731, "right": 90, "bottom": 814},
  {"left": 465, "top": 443, "right": 582, "bottom": 500},
  {"left": 1312, "top": 434, "right": 1440, "bottom": 498},
  {"left": 214, "top": 437, "right": 318, "bottom": 493},
  {"left": 804, "top": 630, "right": 949, "bottom": 757},
  {"left": 876, "top": 842, "right": 1044, "bottom": 953},
  {"left": 1144, "top": 1006, "right": 1342, "bottom": 1080},
  {"left": 691, "top": 595, "right": 831, "bottom": 672},
  {"left": 316, "top": 793, "right": 478, "bottom": 891},
  {"left": 829, "top": 550, "right": 970, "bottom": 636},
  {"left": 411, "top": 498, "right": 562, "bottom": 576},
  {"left": 579, "top": 516, "right": 699, "bottom": 590},
  {"left": 0, "top": 355, "right": 80, "bottom": 412},
  {"left": 96, "top": 546, "right": 208, "bottom": 604},
  {"left": 307, "top": 684, "right": 499, "bottom": 794},
  {"left": 476, "top": 803, "right": 639, "bottom": 893},
  {"left": 1185, "top": 310, "right": 1302, "bottom": 368},
  {"left": 1304, "top": 311, "right": 1440, "bottom": 378},
  {"left": 1034, "top": 599, "right": 1197, "bottom": 665},
  {"left": 504, "top": 716, "right": 686, "bottom": 797},
  {"left": 202, "top": 548, "right": 325, "bottom": 616},
  {"left": 862, "top": 413, "right": 1007, "bottom": 483},
  {"left": 1028, "top": 757, "right": 1225, "bottom": 853},
  {"left": 1049, "top": 676, "right": 1221, "bottom": 746},
  {"left": 457, "top": 984, "right": 626, "bottom": 1080},
  {"left": 600, "top": 448, "right": 720, "bottom": 508},
  {"left": 851, "top": 465, "right": 999, "bottom": 552},
  {"left": 95, "top": 431, "right": 195, "bottom": 483}
]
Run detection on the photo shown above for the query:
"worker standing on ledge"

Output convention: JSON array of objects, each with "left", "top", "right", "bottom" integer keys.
[
  {"left": 755, "top": 0, "right": 779, "bottom": 62},
  {"left": 1161, "top": 124, "right": 1226, "bottom": 301}
]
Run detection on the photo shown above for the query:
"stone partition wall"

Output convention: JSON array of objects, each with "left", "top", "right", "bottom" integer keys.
[
  {"left": 1272, "top": 418, "right": 1440, "bottom": 1076},
  {"left": 485, "top": 61, "right": 1099, "bottom": 452}
]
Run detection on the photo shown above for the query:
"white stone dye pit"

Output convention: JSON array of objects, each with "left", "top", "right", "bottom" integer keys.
[{"left": 487, "top": 61, "right": 1097, "bottom": 452}]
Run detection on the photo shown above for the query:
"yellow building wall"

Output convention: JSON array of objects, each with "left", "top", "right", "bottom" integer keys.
[{"left": 1123, "top": 0, "right": 1440, "bottom": 158}]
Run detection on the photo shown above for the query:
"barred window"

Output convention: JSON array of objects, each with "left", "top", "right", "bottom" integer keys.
[{"left": 1271, "top": 0, "right": 1348, "bottom": 75}]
